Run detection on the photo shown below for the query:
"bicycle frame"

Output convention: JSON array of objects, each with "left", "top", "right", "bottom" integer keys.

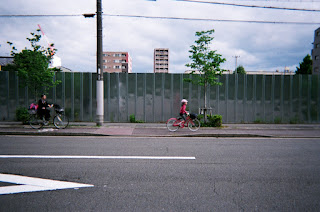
[{"left": 173, "top": 116, "right": 193, "bottom": 128}]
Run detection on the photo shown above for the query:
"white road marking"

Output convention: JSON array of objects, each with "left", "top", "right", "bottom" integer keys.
[
  {"left": 0, "top": 155, "right": 196, "bottom": 160},
  {"left": 0, "top": 173, "right": 93, "bottom": 195}
]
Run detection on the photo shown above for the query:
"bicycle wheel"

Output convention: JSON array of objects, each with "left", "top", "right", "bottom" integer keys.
[
  {"left": 166, "top": 118, "right": 180, "bottom": 132},
  {"left": 188, "top": 118, "right": 200, "bottom": 131},
  {"left": 29, "top": 114, "right": 43, "bottom": 129},
  {"left": 53, "top": 114, "right": 69, "bottom": 129}
]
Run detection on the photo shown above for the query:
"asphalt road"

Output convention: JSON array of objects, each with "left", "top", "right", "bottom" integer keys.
[{"left": 0, "top": 135, "right": 320, "bottom": 211}]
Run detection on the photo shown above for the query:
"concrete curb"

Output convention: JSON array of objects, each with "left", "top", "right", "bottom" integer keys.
[{"left": 2, "top": 131, "right": 319, "bottom": 138}]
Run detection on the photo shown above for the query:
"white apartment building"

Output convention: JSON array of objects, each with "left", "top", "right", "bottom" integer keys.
[{"left": 154, "top": 48, "right": 169, "bottom": 73}]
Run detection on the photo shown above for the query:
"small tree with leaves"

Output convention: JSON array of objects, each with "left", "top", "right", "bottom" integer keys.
[
  {"left": 185, "top": 29, "right": 226, "bottom": 122},
  {"left": 235, "top": 65, "right": 246, "bottom": 74},
  {"left": 6, "top": 28, "right": 60, "bottom": 101},
  {"left": 295, "top": 54, "right": 312, "bottom": 75}
]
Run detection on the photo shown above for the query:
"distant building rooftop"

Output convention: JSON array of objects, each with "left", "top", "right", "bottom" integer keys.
[{"left": 0, "top": 56, "right": 14, "bottom": 66}]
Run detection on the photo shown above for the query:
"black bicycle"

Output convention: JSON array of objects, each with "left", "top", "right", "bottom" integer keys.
[{"left": 28, "top": 105, "right": 69, "bottom": 129}]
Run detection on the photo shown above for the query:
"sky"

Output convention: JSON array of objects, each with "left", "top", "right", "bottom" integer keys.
[{"left": 0, "top": 0, "right": 319, "bottom": 73}]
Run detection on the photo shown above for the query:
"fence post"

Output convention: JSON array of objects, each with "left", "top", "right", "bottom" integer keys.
[
  {"left": 162, "top": 73, "right": 165, "bottom": 122},
  {"left": 280, "top": 75, "right": 284, "bottom": 122},
  {"left": 71, "top": 72, "right": 74, "bottom": 121},
  {"left": 52, "top": 73, "right": 56, "bottom": 105},
  {"left": 180, "top": 74, "right": 184, "bottom": 100},
  {"left": 153, "top": 73, "right": 155, "bottom": 122},
  {"left": 216, "top": 76, "right": 220, "bottom": 115},
  {"left": 299, "top": 75, "right": 302, "bottom": 122},
  {"left": 188, "top": 75, "right": 192, "bottom": 105},
  {"left": 243, "top": 74, "right": 247, "bottom": 123},
  {"left": 144, "top": 73, "right": 146, "bottom": 122},
  {"left": 106, "top": 73, "right": 110, "bottom": 122},
  {"left": 80, "top": 72, "right": 83, "bottom": 121},
  {"left": 271, "top": 75, "right": 275, "bottom": 123},
  {"left": 6, "top": 71, "right": 9, "bottom": 119},
  {"left": 262, "top": 75, "right": 266, "bottom": 121},
  {"left": 225, "top": 75, "right": 229, "bottom": 123},
  {"left": 89, "top": 73, "right": 93, "bottom": 121},
  {"left": 117, "top": 73, "right": 120, "bottom": 122},
  {"left": 171, "top": 74, "right": 174, "bottom": 118},
  {"left": 235, "top": 73, "right": 238, "bottom": 123},
  {"left": 253, "top": 75, "right": 256, "bottom": 122},
  {"left": 289, "top": 75, "right": 293, "bottom": 122},
  {"left": 135, "top": 73, "right": 137, "bottom": 117},
  {"left": 126, "top": 73, "right": 129, "bottom": 122},
  {"left": 308, "top": 75, "right": 311, "bottom": 123},
  {"left": 318, "top": 75, "right": 320, "bottom": 123},
  {"left": 15, "top": 73, "right": 19, "bottom": 107}
]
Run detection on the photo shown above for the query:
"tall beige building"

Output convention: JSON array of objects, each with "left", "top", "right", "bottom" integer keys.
[
  {"left": 103, "top": 52, "right": 132, "bottom": 73},
  {"left": 312, "top": 27, "right": 320, "bottom": 74},
  {"left": 154, "top": 48, "right": 169, "bottom": 73}
]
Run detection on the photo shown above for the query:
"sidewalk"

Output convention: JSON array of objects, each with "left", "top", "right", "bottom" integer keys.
[{"left": 0, "top": 122, "right": 320, "bottom": 138}]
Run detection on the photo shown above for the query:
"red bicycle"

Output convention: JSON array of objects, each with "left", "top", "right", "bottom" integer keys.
[{"left": 166, "top": 114, "right": 200, "bottom": 132}]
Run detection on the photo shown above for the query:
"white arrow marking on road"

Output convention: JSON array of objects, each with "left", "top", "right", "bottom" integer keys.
[
  {"left": 0, "top": 173, "right": 94, "bottom": 195},
  {"left": 0, "top": 155, "right": 196, "bottom": 160}
]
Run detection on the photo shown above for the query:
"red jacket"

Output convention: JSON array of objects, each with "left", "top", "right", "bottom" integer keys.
[{"left": 180, "top": 104, "right": 187, "bottom": 114}]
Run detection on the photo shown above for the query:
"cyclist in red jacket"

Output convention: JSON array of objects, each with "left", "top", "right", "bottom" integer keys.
[{"left": 180, "top": 99, "right": 189, "bottom": 122}]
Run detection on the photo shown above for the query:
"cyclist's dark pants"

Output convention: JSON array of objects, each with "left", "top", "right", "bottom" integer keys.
[
  {"left": 38, "top": 109, "right": 50, "bottom": 121},
  {"left": 179, "top": 113, "right": 186, "bottom": 121}
]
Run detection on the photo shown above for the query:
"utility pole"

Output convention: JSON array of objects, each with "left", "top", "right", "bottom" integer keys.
[
  {"left": 83, "top": 0, "right": 104, "bottom": 126},
  {"left": 96, "top": 0, "right": 104, "bottom": 126},
  {"left": 233, "top": 55, "right": 240, "bottom": 74}
]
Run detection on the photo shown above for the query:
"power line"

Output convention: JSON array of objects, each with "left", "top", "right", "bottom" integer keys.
[
  {"left": 176, "top": 0, "right": 320, "bottom": 12},
  {"left": 104, "top": 14, "right": 320, "bottom": 25},
  {"left": 0, "top": 13, "right": 319, "bottom": 25},
  {"left": 234, "top": 0, "right": 320, "bottom": 2},
  {"left": 0, "top": 14, "right": 81, "bottom": 17}
]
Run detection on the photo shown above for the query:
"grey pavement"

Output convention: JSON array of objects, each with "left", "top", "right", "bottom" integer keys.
[{"left": 0, "top": 122, "right": 320, "bottom": 138}]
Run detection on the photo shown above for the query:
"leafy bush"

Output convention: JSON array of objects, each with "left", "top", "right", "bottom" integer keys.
[
  {"left": 129, "top": 114, "right": 144, "bottom": 123},
  {"left": 129, "top": 114, "right": 136, "bottom": 123},
  {"left": 274, "top": 117, "right": 282, "bottom": 124},
  {"left": 290, "top": 116, "right": 301, "bottom": 124},
  {"left": 199, "top": 114, "right": 222, "bottom": 127},
  {"left": 16, "top": 107, "right": 29, "bottom": 124},
  {"left": 254, "top": 119, "right": 265, "bottom": 124}
]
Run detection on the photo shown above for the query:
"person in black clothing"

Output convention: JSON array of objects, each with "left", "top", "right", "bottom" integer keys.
[{"left": 37, "top": 94, "right": 53, "bottom": 121}]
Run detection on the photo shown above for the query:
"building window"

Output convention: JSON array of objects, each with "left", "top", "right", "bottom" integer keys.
[
  {"left": 113, "top": 66, "right": 121, "bottom": 69},
  {"left": 315, "top": 56, "right": 320, "bottom": 60},
  {"left": 316, "top": 43, "right": 320, "bottom": 48}
]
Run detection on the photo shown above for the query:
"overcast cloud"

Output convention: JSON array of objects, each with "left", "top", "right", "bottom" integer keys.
[{"left": 0, "top": 0, "right": 319, "bottom": 73}]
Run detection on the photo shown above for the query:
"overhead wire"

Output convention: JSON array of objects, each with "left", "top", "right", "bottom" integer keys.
[
  {"left": 176, "top": 0, "right": 320, "bottom": 12},
  {"left": 0, "top": 13, "right": 319, "bottom": 25},
  {"left": 104, "top": 14, "right": 319, "bottom": 25}
]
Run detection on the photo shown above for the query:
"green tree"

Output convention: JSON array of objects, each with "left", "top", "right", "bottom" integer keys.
[
  {"left": 5, "top": 29, "right": 60, "bottom": 101},
  {"left": 296, "top": 54, "right": 312, "bottom": 74},
  {"left": 235, "top": 65, "right": 246, "bottom": 74},
  {"left": 185, "top": 29, "right": 226, "bottom": 122}
]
